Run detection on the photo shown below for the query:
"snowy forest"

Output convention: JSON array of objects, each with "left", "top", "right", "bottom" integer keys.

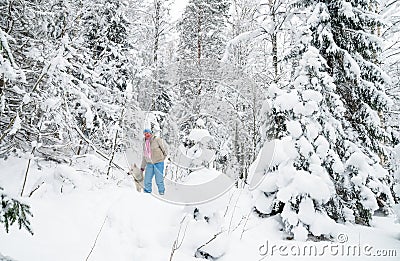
[{"left": 1, "top": 0, "right": 400, "bottom": 260}]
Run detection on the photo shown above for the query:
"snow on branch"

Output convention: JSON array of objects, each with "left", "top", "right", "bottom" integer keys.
[{"left": 221, "top": 28, "right": 263, "bottom": 62}]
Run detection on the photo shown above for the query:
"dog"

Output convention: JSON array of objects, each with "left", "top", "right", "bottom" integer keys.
[{"left": 128, "top": 163, "right": 144, "bottom": 192}]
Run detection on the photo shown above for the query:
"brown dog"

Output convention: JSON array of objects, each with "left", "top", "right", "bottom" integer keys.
[{"left": 128, "top": 163, "right": 144, "bottom": 192}]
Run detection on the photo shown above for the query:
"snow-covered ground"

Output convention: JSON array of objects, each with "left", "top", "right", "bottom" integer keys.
[{"left": 0, "top": 155, "right": 399, "bottom": 261}]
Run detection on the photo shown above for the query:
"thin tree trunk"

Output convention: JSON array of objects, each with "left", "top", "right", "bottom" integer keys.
[
  {"left": 197, "top": 8, "right": 202, "bottom": 64},
  {"left": 106, "top": 128, "right": 119, "bottom": 176},
  {"left": 272, "top": 32, "right": 278, "bottom": 82},
  {"left": 193, "top": 6, "right": 203, "bottom": 115},
  {"left": 77, "top": 139, "right": 83, "bottom": 155},
  {"left": 271, "top": 0, "right": 278, "bottom": 83},
  {"left": 151, "top": 0, "right": 161, "bottom": 110},
  {"left": 20, "top": 148, "right": 34, "bottom": 196},
  {"left": 106, "top": 109, "right": 125, "bottom": 176},
  {"left": 21, "top": 119, "right": 44, "bottom": 196}
]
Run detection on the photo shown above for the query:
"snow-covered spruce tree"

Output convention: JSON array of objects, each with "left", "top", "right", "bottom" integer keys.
[
  {"left": 25, "top": 1, "right": 84, "bottom": 161},
  {"left": 255, "top": 1, "right": 397, "bottom": 239},
  {"left": 254, "top": 27, "right": 349, "bottom": 240},
  {"left": 0, "top": 0, "right": 74, "bottom": 161},
  {"left": 303, "top": 0, "right": 397, "bottom": 224},
  {"left": 68, "top": 0, "right": 133, "bottom": 155},
  {"left": 1, "top": 0, "right": 140, "bottom": 165},
  {"left": 381, "top": 0, "right": 400, "bottom": 203}
]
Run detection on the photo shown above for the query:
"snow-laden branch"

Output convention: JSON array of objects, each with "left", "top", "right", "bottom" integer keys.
[
  {"left": 0, "top": 28, "right": 18, "bottom": 68},
  {"left": 221, "top": 28, "right": 264, "bottom": 63},
  {"left": 61, "top": 87, "right": 129, "bottom": 174}
]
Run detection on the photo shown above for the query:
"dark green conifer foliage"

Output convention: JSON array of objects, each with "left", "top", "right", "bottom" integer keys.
[{"left": 1, "top": 188, "right": 33, "bottom": 235}]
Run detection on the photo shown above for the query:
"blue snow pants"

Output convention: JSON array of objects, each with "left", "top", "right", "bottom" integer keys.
[{"left": 143, "top": 161, "right": 165, "bottom": 194}]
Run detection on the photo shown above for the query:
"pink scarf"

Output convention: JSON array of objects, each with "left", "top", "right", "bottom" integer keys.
[{"left": 144, "top": 138, "right": 152, "bottom": 160}]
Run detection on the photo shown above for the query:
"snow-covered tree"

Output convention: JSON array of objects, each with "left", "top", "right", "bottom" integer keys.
[
  {"left": 381, "top": 0, "right": 400, "bottom": 203},
  {"left": 255, "top": 27, "right": 349, "bottom": 240},
  {"left": 0, "top": 0, "right": 72, "bottom": 161},
  {"left": 176, "top": 0, "right": 230, "bottom": 113},
  {"left": 178, "top": 0, "right": 230, "bottom": 61},
  {"left": 255, "top": 0, "right": 398, "bottom": 239},
  {"left": 0, "top": 0, "right": 143, "bottom": 172},
  {"left": 222, "top": 0, "right": 302, "bottom": 182},
  {"left": 65, "top": 0, "right": 130, "bottom": 154},
  {"left": 0, "top": 26, "right": 26, "bottom": 155},
  {"left": 304, "top": 0, "right": 397, "bottom": 224},
  {"left": 166, "top": 1, "right": 233, "bottom": 178},
  {"left": 127, "top": 0, "right": 173, "bottom": 112}
]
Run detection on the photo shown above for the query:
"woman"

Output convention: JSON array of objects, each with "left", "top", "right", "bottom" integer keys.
[{"left": 140, "top": 129, "right": 168, "bottom": 195}]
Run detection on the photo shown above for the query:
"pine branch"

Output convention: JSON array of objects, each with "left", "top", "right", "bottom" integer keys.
[{"left": 0, "top": 189, "right": 33, "bottom": 235}]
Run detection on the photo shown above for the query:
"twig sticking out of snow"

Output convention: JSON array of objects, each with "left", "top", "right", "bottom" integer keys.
[
  {"left": 169, "top": 215, "right": 190, "bottom": 261},
  {"left": 85, "top": 215, "right": 108, "bottom": 261},
  {"left": 28, "top": 181, "right": 44, "bottom": 197},
  {"left": 240, "top": 210, "right": 252, "bottom": 240}
]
